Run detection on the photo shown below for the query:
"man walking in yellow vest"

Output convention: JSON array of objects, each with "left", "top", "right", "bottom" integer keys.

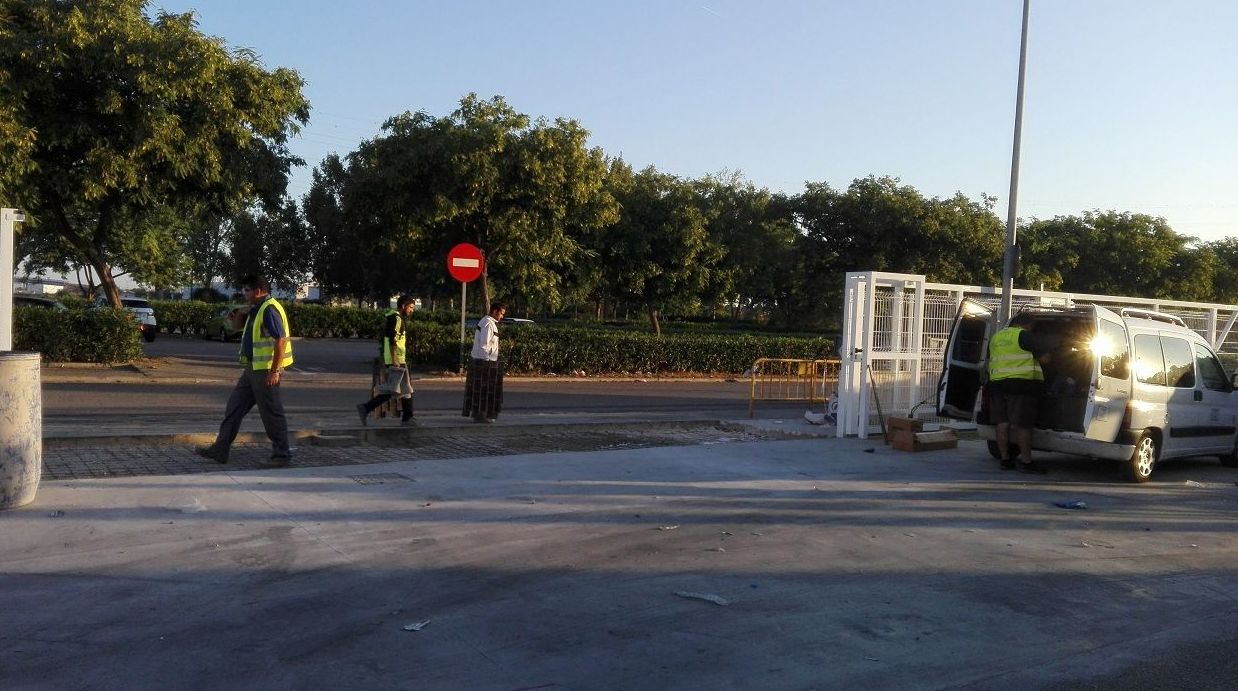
[
  {"left": 988, "top": 311, "right": 1056, "bottom": 474},
  {"left": 357, "top": 295, "right": 416, "bottom": 426},
  {"left": 196, "top": 274, "right": 294, "bottom": 467}
]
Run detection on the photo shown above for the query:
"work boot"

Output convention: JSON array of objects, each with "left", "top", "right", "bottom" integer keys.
[
  {"left": 194, "top": 445, "right": 227, "bottom": 464},
  {"left": 1000, "top": 458, "right": 1016, "bottom": 470}
]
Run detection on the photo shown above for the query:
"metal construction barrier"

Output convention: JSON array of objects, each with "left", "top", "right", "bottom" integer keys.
[{"left": 748, "top": 358, "right": 840, "bottom": 418}]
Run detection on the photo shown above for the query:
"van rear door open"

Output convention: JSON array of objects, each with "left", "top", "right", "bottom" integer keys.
[
  {"left": 1082, "top": 307, "right": 1132, "bottom": 442},
  {"left": 937, "top": 300, "right": 993, "bottom": 420}
]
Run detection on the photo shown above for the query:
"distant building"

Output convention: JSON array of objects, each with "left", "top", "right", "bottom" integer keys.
[{"left": 13, "top": 275, "right": 68, "bottom": 295}]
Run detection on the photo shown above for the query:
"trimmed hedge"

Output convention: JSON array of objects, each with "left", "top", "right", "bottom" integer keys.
[
  {"left": 498, "top": 328, "right": 834, "bottom": 375},
  {"left": 13, "top": 307, "right": 142, "bottom": 364},
  {"left": 141, "top": 300, "right": 833, "bottom": 374},
  {"left": 151, "top": 300, "right": 217, "bottom": 336}
]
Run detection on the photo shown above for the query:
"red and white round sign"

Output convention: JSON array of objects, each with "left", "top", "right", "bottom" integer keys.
[{"left": 446, "top": 243, "right": 484, "bottom": 283}]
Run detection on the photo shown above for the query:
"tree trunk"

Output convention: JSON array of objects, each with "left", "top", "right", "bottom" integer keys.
[{"left": 647, "top": 305, "right": 661, "bottom": 337}]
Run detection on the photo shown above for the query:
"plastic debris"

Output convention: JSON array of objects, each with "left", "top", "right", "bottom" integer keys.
[
  {"left": 1080, "top": 540, "right": 1114, "bottom": 549},
  {"left": 804, "top": 410, "right": 827, "bottom": 425},
  {"left": 674, "top": 591, "right": 729, "bottom": 606},
  {"left": 1183, "top": 480, "right": 1206, "bottom": 487},
  {"left": 658, "top": 525, "right": 680, "bottom": 531},
  {"left": 170, "top": 497, "right": 207, "bottom": 514},
  {"left": 706, "top": 547, "right": 726, "bottom": 553},
  {"left": 1053, "top": 500, "right": 1088, "bottom": 510},
  {"left": 402, "top": 620, "right": 431, "bottom": 632},
  {"left": 720, "top": 531, "right": 733, "bottom": 536}
]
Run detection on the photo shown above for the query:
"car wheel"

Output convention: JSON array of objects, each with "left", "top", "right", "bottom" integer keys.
[
  {"left": 143, "top": 330, "right": 156, "bottom": 343},
  {"left": 1127, "top": 433, "right": 1158, "bottom": 483}
]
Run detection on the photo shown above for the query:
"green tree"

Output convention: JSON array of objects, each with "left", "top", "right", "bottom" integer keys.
[
  {"left": 224, "top": 200, "right": 311, "bottom": 295},
  {"left": 1020, "top": 211, "right": 1204, "bottom": 299},
  {"left": 1203, "top": 239, "right": 1238, "bottom": 304},
  {"left": 304, "top": 94, "right": 617, "bottom": 313},
  {"left": 0, "top": 0, "right": 308, "bottom": 306},
  {"left": 600, "top": 164, "right": 720, "bottom": 335},
  {"left": 692, "top": 173, "right": 798, "bottom": 322},
  {"left": 790, "top": 176, "right": 1004, "bottom": 328}
]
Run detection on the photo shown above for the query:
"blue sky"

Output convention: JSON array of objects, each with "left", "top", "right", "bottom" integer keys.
[{"left": 157, "top": 0, "right": 1238, "bottom": 242}]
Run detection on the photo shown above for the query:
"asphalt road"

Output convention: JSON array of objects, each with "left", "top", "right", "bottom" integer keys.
[{"left": 44, "top": 335, "right": 804, "bottom": 433}]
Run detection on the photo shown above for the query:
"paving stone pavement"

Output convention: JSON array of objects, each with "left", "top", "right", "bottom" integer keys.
[{"left": 41, "top": 422, "right": 791, "bottom": 480}]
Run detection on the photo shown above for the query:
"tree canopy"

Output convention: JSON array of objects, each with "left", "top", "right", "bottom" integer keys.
[{"left": 0, "top": 0, "right": 308, "bottom": 305}]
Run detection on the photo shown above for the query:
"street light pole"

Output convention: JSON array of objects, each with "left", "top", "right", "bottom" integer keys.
[{"left": 999, "top": 0, "right": 1031, "bottom": 327}]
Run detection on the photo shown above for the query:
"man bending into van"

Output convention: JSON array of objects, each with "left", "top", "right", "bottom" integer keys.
[{"left": 988, "top": 312, "right": 1056, "bottom": 474}]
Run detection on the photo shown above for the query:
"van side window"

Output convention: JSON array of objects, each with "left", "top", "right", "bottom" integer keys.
[
  {"left": 1194, "top": 344, "right": 1231, "bottom": 392},
  {"left": 1097, "top": 320, "right": 1129, "bottom": 379},
  {"left": 1160, "top": 337, "right": 1195, "bottom": 388},
  {"left": 1133, "top": 334, "right": 1166, "bottom": 386}
]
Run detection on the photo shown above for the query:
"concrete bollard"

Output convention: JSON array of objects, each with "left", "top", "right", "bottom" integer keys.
[{"left": 0, "top": 351, "right": 42, "bottom": 510}]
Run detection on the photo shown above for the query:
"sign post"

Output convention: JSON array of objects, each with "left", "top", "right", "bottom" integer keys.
[
  {"left": 2, "top": 209, "right": 27, "bottom": 351},
  {"left": 446, "top": 243, "right": 485, "bottom": 373}
]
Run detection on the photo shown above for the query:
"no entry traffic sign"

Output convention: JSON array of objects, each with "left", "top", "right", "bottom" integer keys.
[{"left": 446, "top": 243, "right": 484, "bottom": 283}]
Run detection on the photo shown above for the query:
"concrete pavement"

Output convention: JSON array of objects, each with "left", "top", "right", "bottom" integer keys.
[
  {"left": 5, "top": 423, "right": 1238, "bottom": 689},
  {"left": 7, "top": 360, "right": 1238, "bottom": 689}
]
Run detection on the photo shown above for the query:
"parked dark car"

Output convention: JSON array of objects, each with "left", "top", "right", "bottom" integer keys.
[
  {"left": 14, "top": 294, "right": 68, "bottom": 310},
  {"left": 204, "top": 305, "right": 246, "bottom": 342}
]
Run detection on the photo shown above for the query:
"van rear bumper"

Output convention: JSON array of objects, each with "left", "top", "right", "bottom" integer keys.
[{"left": 977, "top": 424, "right": 1137, "bottom": 461}]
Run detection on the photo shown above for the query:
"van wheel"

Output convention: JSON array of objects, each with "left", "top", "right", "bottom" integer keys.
[
  {"left": 986, "top": 440, "right": 1017, "bottom": 460},
  {"left": 1221, "top": 443, "right": 1238, "bottom": 468},
  {"left": 1127, "top": 434, "right": 1158, "bottom": 483}
]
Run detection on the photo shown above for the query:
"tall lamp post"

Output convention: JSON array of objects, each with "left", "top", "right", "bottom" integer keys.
[{"left": 999, "top": 0, "right": 1031, "bottom": 327}]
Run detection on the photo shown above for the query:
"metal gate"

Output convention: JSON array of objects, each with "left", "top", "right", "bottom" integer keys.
[{"left": 837, "top": 271, "right": 1238, "bottom": 438}]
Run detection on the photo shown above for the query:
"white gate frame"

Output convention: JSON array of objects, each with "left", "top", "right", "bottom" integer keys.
[{"left": 838, "top": 271, "right": 1238, "bottom": 439}]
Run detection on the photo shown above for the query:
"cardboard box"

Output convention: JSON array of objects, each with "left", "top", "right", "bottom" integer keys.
[
  {"left": 885, "top": 417, "right": 923, "bottom": 445},
  {"left": 885, "top": 418, "right": 958, "bottom": 452},
  {"left": 912, "top": 430, "right": 958, "bottom": 451}
]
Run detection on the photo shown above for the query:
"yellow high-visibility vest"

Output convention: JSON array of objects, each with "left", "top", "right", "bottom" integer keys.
[
  {"left": 381, "top": 308, "right": 407, "bottom": 366},
  {"left": 239, "top": 297, "right": 294, "bottom": 371},
  {"left": 988, "top": 326, "right": 1042, "bottom": 382}
]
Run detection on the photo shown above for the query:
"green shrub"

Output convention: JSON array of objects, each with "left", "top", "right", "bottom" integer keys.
[
  {"left": 151, "top": 300, "right": 217, "bottom": 335},
  {"left": 395, "top": 322, "right": 833, "bottom": 374},
  {"left": 286, "top": 304, "right": 386, "bottom": 339},
  {"left": 13, "top": 307, "right": 142, "bottom": 364}
]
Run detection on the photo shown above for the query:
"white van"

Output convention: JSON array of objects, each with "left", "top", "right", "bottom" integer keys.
[{"left": 938, "top": 301, "right": 1238, "bottom": 482}]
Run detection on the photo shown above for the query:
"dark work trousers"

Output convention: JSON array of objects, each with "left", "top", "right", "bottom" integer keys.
[
  {"left": 210, "top": 368, "right": 291, "bottom": 461},
  {"left": 462, "top": 358, "right": 504, "bottom": 420},
  {"left": 362, "top": 393, "right": 414, "bottom": 421}
]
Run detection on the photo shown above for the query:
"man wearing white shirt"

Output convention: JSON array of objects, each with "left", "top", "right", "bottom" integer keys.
[{"left": 463, "top": 303, "right": 506, "bottom": 422}]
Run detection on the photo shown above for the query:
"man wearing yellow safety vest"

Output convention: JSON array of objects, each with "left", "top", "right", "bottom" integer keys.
[
  {"left": 356, "top": 295, "right": 416, "bottom": 426},
  {"left": 196, "top": 275, "right": 294, "bottom": 466},
  {"left": 987, "top": 311, "right": 1057, "bottom": 474}
]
